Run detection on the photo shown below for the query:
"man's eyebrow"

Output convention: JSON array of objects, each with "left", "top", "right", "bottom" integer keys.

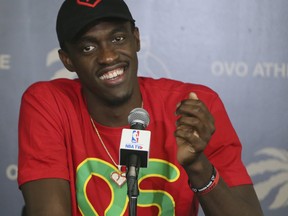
[
  {"left": 76, "top": 35, "right": 97, "bottom": 44},
  {"left": 110, "top": 25, "right": 131, "bottom": 34},
  {"left": 73, "top": 23, "right": 132, "bottom": 45},
  {"left": 76, "top": 26, "right": 130, "bottom": 43}
]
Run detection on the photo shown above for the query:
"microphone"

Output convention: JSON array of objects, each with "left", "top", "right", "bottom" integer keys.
[
  {"left": 119, "top": 108, "right": 151, "bottom": 168},
  {"left": 119, "top": 108, "right": 151, "bottom": 216}
]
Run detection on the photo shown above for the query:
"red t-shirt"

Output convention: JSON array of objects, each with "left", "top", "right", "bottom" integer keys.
[{"left": 18, "top": 77, "right": 252, "bottom": 216}]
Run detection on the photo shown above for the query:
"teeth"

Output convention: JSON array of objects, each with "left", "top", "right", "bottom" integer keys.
[{"left": 100, "top": 68, "right": 124, "bottom": 80}]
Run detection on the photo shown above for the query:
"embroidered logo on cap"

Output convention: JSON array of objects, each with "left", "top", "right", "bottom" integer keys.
[{"left": 77, "top": 0, "right": 102, "bottom": 8}]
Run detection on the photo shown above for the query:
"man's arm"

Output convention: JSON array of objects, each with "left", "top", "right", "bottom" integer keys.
[
  {"left": 199, "top": 183, "right": 263, "bottom": 216},
  {"left": 175, "top": 92, "right": 264, "bottom": 216},
  {"left": 21, "top": 179, "right": 71, "bottom": 216},
  {"left": 184, "top": 155, "right": 263, "bottom": 216}
]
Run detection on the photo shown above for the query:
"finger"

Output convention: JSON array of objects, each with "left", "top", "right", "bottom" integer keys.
[
  {"left": 174, "top": 127, "right": 204, "bottom": 150},
  {"left": 175, "top": 92, "right": 198, "bottom": 115},
  {"left": 177, "top": 100, "right": 214, "bottom": 127},
  {"left": 176, "top": 115, "right": 198, "bottom": 126},
  {"left": 176, "top": 117, "right": 200, "bottom": 138},
  {"left": 176, "top": 100, "right": 206, "bottom": 118},
  {"left": 193, "top": 130, "right": 199, "bottom": 138},
  {"left": 175, "top": 100, "right": 199, "bottom": 116},
  {"left": 176, "top": 116, "right": 213, "bottom": 144},
  {"left": 189, "top": 92, "right": 198, "bottom": 100},
  {"left": 176, "top": 115, "right": 203, "bottom": 134},
  {"left": 175, "top": 127, "right": 199, "bottom": 140}
]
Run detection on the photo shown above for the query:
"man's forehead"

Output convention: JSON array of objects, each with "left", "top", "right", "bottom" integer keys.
[{"left": 71, "top": 20, "right": 133, "bottom": 44}]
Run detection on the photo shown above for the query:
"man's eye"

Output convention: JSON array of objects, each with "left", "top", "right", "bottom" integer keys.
[
  {"left": 83, "top": 45, "right": 95, "bottom": 52},
  {"left": 112, "top": 36, "right": 125, "bottom": 43}
]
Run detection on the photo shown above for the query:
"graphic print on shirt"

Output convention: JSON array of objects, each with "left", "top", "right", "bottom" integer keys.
[{"left": 76, "top": 158, "right": 180, "bottom": 215}]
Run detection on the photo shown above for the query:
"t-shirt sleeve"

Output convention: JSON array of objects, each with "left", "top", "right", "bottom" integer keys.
[
  {"left": 204, "top": 94, "right": 253, "bottom": 187},
  {"left": 18, "top": 83, "right": 69, "bottom": 186}
]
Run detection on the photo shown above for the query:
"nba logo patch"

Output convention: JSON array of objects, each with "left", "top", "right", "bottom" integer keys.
[{"left": 131, "top": 130, "right": 139, "bottom": 143}]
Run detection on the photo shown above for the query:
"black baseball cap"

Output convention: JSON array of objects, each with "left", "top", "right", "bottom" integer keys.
[{"left": 56, "top": 0, "right": 135, "bottom": 46}]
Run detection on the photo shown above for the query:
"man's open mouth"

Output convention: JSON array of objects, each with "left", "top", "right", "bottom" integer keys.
[{"left": 99, "top": 68, "right": 124, "bottom": 80}]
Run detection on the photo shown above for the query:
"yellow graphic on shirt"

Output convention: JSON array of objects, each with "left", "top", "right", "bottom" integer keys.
[{"left": 76, "top": 158, "right": 180, "bottom": 215}]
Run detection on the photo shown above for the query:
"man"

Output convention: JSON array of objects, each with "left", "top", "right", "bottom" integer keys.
[{"left": 18, "top": 0, "right": 263, "bottom": 215}]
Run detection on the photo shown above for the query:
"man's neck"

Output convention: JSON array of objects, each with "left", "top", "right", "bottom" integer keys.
[{"left": 83, "top": 89, "right": 142, "bottom": 127}]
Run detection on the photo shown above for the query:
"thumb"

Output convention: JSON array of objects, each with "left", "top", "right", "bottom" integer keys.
[{"left": 189, "top": 92, "right": 198, "bottom": 100}]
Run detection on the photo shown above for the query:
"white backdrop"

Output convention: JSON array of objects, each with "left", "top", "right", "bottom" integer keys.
[{"left": 1, "top": 0, "right": 287, "bottom": 215}]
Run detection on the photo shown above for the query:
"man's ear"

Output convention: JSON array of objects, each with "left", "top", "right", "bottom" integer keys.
[
  {"left": 58, "top": 49, "right": 76, "bottom": 72},
  {"left": 133, "top": 27, "right": 141, "bottom": 52}
]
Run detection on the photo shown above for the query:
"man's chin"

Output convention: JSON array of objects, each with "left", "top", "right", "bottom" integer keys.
[{"left": 104, "top": 93, "right": 132, "bottom": 107}]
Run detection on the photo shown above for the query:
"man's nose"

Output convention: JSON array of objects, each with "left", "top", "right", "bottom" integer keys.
[{"left": 97, "top": 45, "right": 119, "bottom": 64}]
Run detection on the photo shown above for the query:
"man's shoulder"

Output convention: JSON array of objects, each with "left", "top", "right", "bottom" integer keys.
[
  {"left": 139, "top": 77, "right": 217, "bottom": 97},
  {"left": 22, "top": 78, "right": 81, "bottom": 102},
  {"left": 24, "top": 78, "right": 80, "bottom": 94}
]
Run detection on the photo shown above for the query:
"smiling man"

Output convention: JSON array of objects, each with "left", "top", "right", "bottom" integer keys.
[{"left": 18, "top": 0, "right": 263, "bottom": 215}]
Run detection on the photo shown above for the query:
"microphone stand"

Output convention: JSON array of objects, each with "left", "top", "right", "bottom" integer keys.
[{"left": 126, "top": 154, "right": 140, "bottom": 216}]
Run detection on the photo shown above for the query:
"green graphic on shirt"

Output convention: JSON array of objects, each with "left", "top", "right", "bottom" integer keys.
[
  {"left": 76, "top": 158, "right": 180, "bottom": 215},
  {"left": 76, "top": 158, "right": 127, "bottom": 215},
  {"left": 138, "top": 159, "right": 179, "bottom": 215}
]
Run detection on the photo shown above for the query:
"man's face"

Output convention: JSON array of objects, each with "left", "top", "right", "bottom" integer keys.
[{"left": 60, "top": 20, "right": 140, "bottom": 106}]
